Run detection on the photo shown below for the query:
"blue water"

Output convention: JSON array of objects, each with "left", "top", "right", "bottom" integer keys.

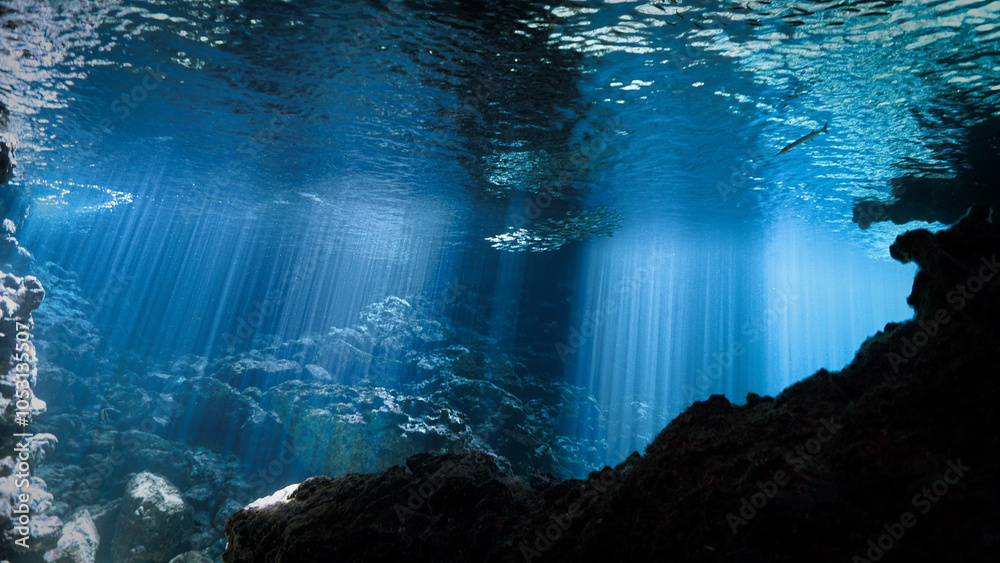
[{"left": 5, "top": 0, "right": 997, "bottom": 477}]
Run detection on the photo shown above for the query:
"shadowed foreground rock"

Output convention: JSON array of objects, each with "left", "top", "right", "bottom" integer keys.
[{"left": 225, "top": 205, "right": 1000, "bottom": 563}]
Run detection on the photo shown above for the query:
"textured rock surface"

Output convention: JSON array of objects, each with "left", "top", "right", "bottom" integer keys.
[
  {"left": 168, "top": 551, "right": 214, "bottom": 563},
  {"left": 262, "top": 382, "right": 466, "bottom": 482},
  {"left": 267, "top": 296, "right": 450, "bottom": 387},
  {"left": 161, "top": 374, "right": 290, "bottom": 472},
  {"left": 110, "top": 472, "right": 194, "bottom": 563},
  {"left": 0, "top": 270, "right": 54, "bottom": 560},
  {"left": 15, "top": 259, "right": 270, "bottom": 561},
  {"left": 0, "top": 137, "right": 11, "bottom": 186},
  {"left": 224, "top": 451, "right": 540, "bottom": 562},
  {"left": 0, "top": 79, "right": 32, "bottom": 262},
  {"left": 225, "top": 206, "right": 1000, "bottom": 562},
  {"left": 30, "top": 265, "right": 103, "bottom": 381},
  {"left": 175, "top": 293, "right": 608, "bottom": 480},
  {"left": 21, "top": 259, "right": 604, "bottom": 561},
  {"left": 42, "top": 509, "right": 99, "bottom": 563}
]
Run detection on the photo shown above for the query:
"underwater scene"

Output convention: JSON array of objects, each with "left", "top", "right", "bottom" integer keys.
[{"left": 1, "top": 0, "right": 998, "bottom": 561}]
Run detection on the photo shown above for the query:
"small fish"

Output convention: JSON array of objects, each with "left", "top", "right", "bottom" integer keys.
[
  {"left": 99, "top": 407, "right": 120, "bottom": 422},
  {"left": 775, "top": 122, "right": 829, "bottom": 156}
]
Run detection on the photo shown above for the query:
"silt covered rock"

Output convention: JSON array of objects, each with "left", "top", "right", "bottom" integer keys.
[{"left": 111, "top": 472, "right": 193, "bottom": 563}]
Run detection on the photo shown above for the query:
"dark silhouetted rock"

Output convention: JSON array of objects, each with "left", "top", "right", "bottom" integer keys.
[
  {"left": 853, "top": 117, "right": 1000, "bottom": 229},
  {"left": 225, "top": 206, "right": 1000, "bottom": 562},
  {"left": 224, "top": 451, "right": 540, "bottom": 562},
  {"left": 0, "top": 137, "right": 13, "bottom": 187}
]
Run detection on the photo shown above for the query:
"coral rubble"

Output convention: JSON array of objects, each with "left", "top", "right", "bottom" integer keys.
[
  {"left": 0, "top": 270, "right": 57, "bottom": 559},
  {"left": 14, "top": 269, "right": 605, "bottom": 561}
]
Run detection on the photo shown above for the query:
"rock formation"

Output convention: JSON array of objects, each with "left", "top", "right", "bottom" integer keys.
[
  {"left": 854, "top": 117, "right": 1000, "bottom": 229},
  {"left": 0, "top": 268, "right": 59, "bottom": 560},
  {"left": 225, "top": 205, "right": 1000, "bottom": 562},
  {"left": 15, "top": 265, "right": 607, "bottom": 561},
  {"left": 110, "top": 472, "right": 194, "bottom": 563}
]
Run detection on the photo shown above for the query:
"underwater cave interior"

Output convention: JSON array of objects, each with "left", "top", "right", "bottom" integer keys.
[{"left": 1, "top": 0, "right": 999, "bottom": 561}]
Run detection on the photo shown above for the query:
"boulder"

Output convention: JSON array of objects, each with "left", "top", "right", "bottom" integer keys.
[
  {"left": 164, "top": 376, "right": 289, "bottom": 472},
  {"left": 111, "top": 472, "right": 193, "bottom": 563},
  {"left": 43, "top": 509, "right": 99, "bottom": 563},
  {"left": 262, "top": 380, "right": 466, "bottom": 480},
  {"left": 212, "top": 355, "right": 302, "bottom": 390}
]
